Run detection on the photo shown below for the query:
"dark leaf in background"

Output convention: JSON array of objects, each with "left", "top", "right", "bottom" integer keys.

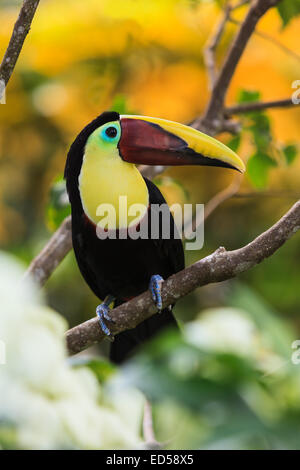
[
  {"left": 110, "top": 94, "right": 137, "bottom": 115},
  {"left": 282, "top": 144, "right": 298, "bottom": 166},
  {"left": 46, "top": 176, "right": 70, "bottom": 231},
  {"left": 237, "top": 89, "right": 261, "bottom": 104},
  {"left": 235, "top": 89, "right": 298, "bottom": 189},
  {"left": 277, "top": 0, "right": 300, "bottom": 27},
  {"left": 248, "top": 113, "right": 272, "bottom": 152},
  {"left": 247, "top": 152, "right": 277, "bottom": 189}
]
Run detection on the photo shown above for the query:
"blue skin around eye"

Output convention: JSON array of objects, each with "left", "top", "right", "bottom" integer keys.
[{"left": 101, "top": 126, "right": 119, "bottom": 142}]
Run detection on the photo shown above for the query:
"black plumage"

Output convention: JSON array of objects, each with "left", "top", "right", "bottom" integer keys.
[{"left": 65, "top": 112, "right": 184, "bottom": 363}]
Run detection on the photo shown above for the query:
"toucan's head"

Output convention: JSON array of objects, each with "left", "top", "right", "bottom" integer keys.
[
  {"left": 65, "top": 111, "right": 245, "bottom": 180},
  {"left": 65, "top": 111, "right": 245, "bottom": 226}
]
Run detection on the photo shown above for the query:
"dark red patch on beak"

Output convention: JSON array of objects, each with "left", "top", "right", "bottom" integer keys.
[{"left": 118, "top": 118, "right": 191, "bottom": 166}]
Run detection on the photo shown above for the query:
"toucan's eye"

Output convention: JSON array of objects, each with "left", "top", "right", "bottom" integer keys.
[
  {"left": 100, "top": 122, "right": 120, "bottom": 143},
  {"left": 105, "top": 126, "right": 117, "bottom": 138}
]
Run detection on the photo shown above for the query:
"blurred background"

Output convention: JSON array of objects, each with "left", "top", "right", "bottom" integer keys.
[{"left": 1, "top": 0, "right": 300, "bottom": 449}]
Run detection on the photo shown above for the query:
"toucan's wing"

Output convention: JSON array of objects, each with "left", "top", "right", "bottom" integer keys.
[
  {"left": 144, "top": 177, "right": 185, "bottom": 275},
  {"left": 71, "top": 214, "right": 109, "bottom": 301}
]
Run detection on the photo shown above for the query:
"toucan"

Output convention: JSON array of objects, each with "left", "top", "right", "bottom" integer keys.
[{"left": 65, "top": 111, "right": 245, "bottom": 363}]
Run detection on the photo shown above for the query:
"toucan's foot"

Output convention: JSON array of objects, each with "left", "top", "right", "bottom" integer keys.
[
  {"left": 96, "top": 296, "right": 115, "bottom": 341},
  {"left": 149, "top": 275, "right": 164, "bottom": 312}
]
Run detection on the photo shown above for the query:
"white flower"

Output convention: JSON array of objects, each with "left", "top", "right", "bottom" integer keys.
[
  {"left": 184, "top": 307, "right": 285, "bottom": 375},
  {"left": 184, "top": 308, "right": 258, "bottom": 356},
  {"left": 0, "top": 252, "right": 143, "bottom": 449}
]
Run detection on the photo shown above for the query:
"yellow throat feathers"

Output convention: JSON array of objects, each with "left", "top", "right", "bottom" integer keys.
[{"left": 78, "top": 136, "right": 149, "bottom": 230}]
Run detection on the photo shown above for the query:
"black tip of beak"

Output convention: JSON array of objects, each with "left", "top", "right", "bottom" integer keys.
[{"left": 180, "top": 148, "right": 241, "bottom": 171}]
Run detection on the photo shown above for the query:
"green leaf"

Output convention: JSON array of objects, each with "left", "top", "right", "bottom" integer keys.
[
  {"left": 237, "top": 89, "right": 261, "bottom": 104},
  {"left": 247, "top": 152, "right": 277, "bottom": 189},
  {"left": 249, "top": 113, "right": 272, "bottom": 152},
  {"left": 110, "top": 94, "right": 137, "bottom": 115},
  {"left": 277, "top": 0, "right": 300, "bottom": 27},
  {"left": 282, "top": 144, "right": 298, "bottom": 165},
  {"left": 46, "top": 176, "right": 70, "bottom": 231}
]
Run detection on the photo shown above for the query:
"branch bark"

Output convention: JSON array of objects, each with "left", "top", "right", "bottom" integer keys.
[
  {"left": 0, "top": 0, "right": 40, "bottom": 90},
  {"left": 204, "top": 4, "right": 232, "bottom": 90},
  {"left": 23, "top": 216, "right": 72, "bottom": 287},
  {"left": 204, "top": 1, "right": 250, "bottom": 90},
  {"left": 193, "top": 0, "right": 281, "bottom": 134},
  {"left": 224, "top": 98, "right": 298, "bottom": 115},
  {"left": 66, "top": 199, "right": 300, "bottom": 355},
  {"left": 143, "top": 400, "right": 161, "bottom": 450}
]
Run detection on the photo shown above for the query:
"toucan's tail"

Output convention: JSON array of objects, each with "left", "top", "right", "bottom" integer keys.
[{"left": 109, "top": 301, "right": 177, "bottom": 364}]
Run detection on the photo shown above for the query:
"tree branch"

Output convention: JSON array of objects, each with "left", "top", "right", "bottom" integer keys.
[
  {"left": 23, "top": 216, "right": 72, "bottom": 287},
  {"left": 235, "top": 190, "right": 300, "bottom": 199},
  {"left": 182, "top": 174, "right": 243, "bottom": 239},
  {"left": 224, "top": 98, "right": 298, "bottom": 115},
  {"left": 143, "top": 400, "right": 161, "bottom": 450},
  {"left": 204, "top": 4, "right": 232, "bottom": 90},
  {"left": 65, "top": 199, "right": 300, "bottom": 355},
  {"left": 193, "top": 0, "right": 282, "bottom": 134},
  {"left": 0, "top": 0, "right": 40, "bottom": 92},
  {"left": 204, "top": 1, "right": 250, "bottom": 90},
  {"left": 204, "top": 173, "right": 243, "bottom": 220}
]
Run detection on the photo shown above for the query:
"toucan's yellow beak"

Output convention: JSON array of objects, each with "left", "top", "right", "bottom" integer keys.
[{"left": 119, "top": 115, "right": 245, "bottom": 173}]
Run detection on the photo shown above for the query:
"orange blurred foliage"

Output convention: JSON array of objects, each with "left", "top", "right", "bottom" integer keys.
[{"left": 0, "top": 0, "right": 300, "bottom": 245}]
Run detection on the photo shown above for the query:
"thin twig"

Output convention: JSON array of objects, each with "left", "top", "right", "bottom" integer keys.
[
  {"left": 224, "top": 98, "right": 298, "bottom": 115},
  {"left": 204, "top": 4, "right": 232, "bottom": 90},
  {"left": 65, "top": 199, "right": 300, "bottom": 355},
  {"left": 0, "top": 0, "right": 40, "bottom": 91},
  {"left": 204, "top": 173, "right": 242, "bottom": 219},
  {"left": 234, "top": 191, "right": 300, "bottom": 198},
  {"left": 23, "top": 216, "right": 72, "bottom": 287},
  {"left": 203, "top": 0, "right": 248, "bottom": 89},
  {"left": 194, "top": 0, "right": 282, "bottom": 134},
  {"left": 183, "top": 174, "right": 242, "bottom": 238},
  {"left": 143, "top": 400, "right": 162, "bottom": 450}
]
